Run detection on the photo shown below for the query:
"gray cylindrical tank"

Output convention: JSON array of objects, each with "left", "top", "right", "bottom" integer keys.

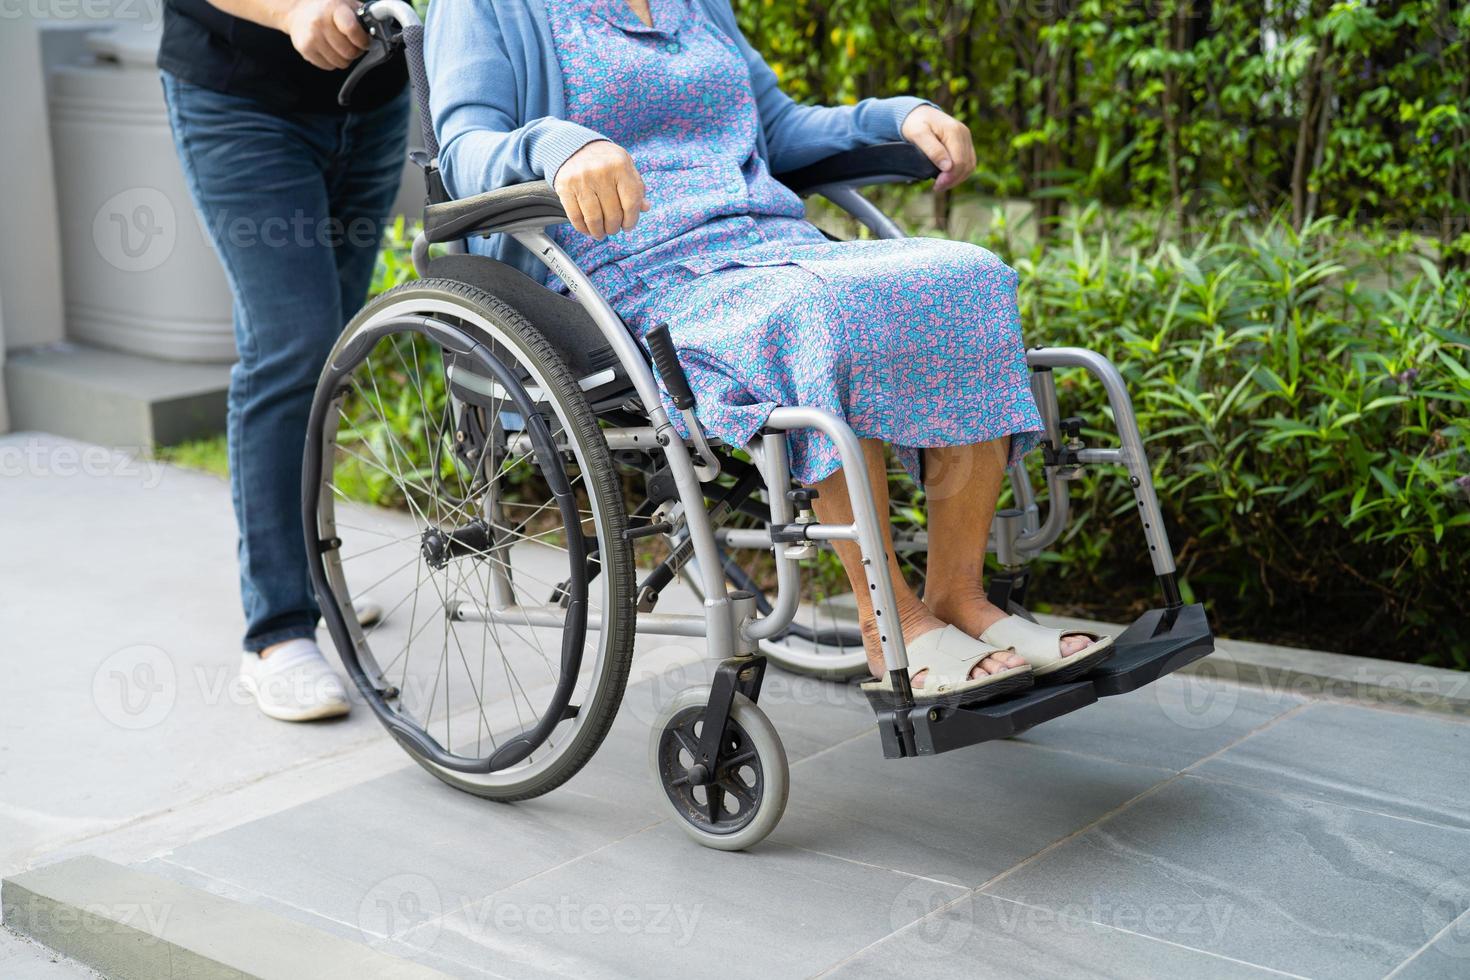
[{"left": 49, "top": 23, "right": 236, "bottom": 363}]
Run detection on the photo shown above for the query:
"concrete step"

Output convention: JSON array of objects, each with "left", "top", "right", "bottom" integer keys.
[
  {"left": 4, "top": 343, "right": 229, "bottom": 449},
  {"left": 2, "top": 856, "right": 452, "bottom": 980}
]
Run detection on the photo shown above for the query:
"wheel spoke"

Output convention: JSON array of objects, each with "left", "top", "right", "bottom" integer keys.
[
  {"left": 673, "top": 725, "right": 701, "bottom": 759},
  {"left": 722, "top": 778, "right": 756, "bottom": 808},
  {"left": 721, "top": 748, "right": 757, "bottom": 769}
]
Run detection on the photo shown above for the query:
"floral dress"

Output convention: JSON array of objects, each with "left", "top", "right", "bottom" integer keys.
[{"left": 544, "top": 0, "right": 1042, "bottom": 484}]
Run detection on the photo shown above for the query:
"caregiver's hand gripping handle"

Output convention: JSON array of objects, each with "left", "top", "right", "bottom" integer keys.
[{"left": 282, "top": 0, "right": 372, "bottom": 71}]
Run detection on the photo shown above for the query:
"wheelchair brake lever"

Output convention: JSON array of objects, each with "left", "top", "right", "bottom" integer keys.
[
  {"left": 645, "top": 323, "right": 696, "bottom": 411},
  {"left": 337, "top": 6, "right": 400, "bottom": 107},
  {"left": 646, "top": 324, "right": 720, "bottom": 481}
]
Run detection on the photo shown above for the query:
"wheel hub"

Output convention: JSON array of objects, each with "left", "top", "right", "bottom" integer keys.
[
  {"left": 420, "top": 519, "right": 493, "bottom": 570},
  {"left": 657, "top": 706, "right": 763, "bottom": 835}
]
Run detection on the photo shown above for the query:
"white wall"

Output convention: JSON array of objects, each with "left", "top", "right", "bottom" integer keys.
[
  {"left": 0, "top": 284, "right": 9, "bottom": 433},
  {"left": 0, "top": 1, "right": 163, "bottom": 433},
  {"left": 0, "top": 21, "right": 67, "bottom": 354},
  {"left": 4, "top": 3, "right": 163, "bottom": 337}
]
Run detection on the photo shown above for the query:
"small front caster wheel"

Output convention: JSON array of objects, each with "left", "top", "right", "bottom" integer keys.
[{"left": 649, "top": 685, "right": 789, "bottom": 851}]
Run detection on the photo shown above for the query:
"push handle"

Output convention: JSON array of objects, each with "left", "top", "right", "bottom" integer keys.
[
  {"left": 337, "top": 5, "right": 403, "bottom": 107},
  {"left": 645, "top": 324, "right": 696, "bottom": 411}
]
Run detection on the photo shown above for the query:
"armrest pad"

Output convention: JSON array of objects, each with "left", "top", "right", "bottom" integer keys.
[
  {"left": 423, "top": 180, "right": 567, "bottom": 244},
  {"left": 774, "top": 142, "right": 940, "bottom": 196},
  {"left": 427, "top": 144, "right": 937, "bottom": 242}
]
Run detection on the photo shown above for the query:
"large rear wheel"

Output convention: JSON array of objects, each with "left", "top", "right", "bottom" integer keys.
[{"left": 303, "top": 279, "right": 635, "bottom": 800}]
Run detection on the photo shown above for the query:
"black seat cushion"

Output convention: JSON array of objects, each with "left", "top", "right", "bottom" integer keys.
[{"left": 425, "top": 253, "right": 636, "bottom": 404}]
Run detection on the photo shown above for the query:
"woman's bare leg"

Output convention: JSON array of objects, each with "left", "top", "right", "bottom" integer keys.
[
  {"left": 808, "top": 439, "right": 1018, "bottom": 683},
  {"left": 923, "top": 439, "right": 1094, "bottom": 657}
]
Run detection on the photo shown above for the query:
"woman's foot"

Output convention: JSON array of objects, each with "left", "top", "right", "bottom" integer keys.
[
  {"left": 929, "top": 591, "right": 1098, "bottom": 659},
  {"left": 858, "top": 621, "right": 1033, "bottom": 709},
  {"left": 861, "top": 608, "right": 1023, "bottom": 686}
]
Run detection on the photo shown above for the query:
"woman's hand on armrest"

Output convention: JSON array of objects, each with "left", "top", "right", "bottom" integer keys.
[
  {"left": 554, "top": 141, "right": 651, "bottom": 240},
  {"left": 899, "top": 105, "right": 976, "bottom": 193}
]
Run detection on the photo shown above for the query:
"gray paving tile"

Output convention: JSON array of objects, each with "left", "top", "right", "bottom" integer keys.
[
  {"left": 1195, "top": 702, "right": 1470, "bottom": 829},
  {"left": 373, "top": 937, "right": 508, "bottom": 980},
  {"left": 827, "top": 893, "right": 1281, "bottom": 979},
  {"left": 156, "top": 766, "right": 657, "bottom": 942},
  {"left": 987, "top": 776, "right": 1470, "bottom": 980},
  {"left": 140, "top": 859, "right": 509, "bottom": 979},
  {"left": 398, "top": 821, "right": 965, "bottom": 980},
  {"left": 0, "top": 435, "right": 388, "bottom": 875},
  {"left": 1391, "top": 905, "right": 1470, "bottom": 979},
  {"left": 1013, "top": 672, "right": 1302, "bottom": 772},
  {"left": 139, "top": 857, "right": 375, "bottom": 945},
  {"left": 770, "top": 733, "right": 1171, "bottom": 887}
]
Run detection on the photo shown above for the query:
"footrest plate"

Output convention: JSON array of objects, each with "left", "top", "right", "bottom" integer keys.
[
  {"left": 1090, "top": 602, "right": 1214, "bottom": 697},
  {"left": 878, "top": 681, "right": 1097, "bottom": 759},
  {"left": 874, "top": 603, "right": 1216, "bottom": 759}
]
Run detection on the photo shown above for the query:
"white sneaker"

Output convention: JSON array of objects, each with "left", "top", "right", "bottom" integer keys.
[{"left": 239, "top": 639, "right": 351, "bottom": 722}]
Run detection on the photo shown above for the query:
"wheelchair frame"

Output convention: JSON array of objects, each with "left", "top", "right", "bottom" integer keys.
[{"left": 333, "top": 2, "right": 1214, "bottom": 774}]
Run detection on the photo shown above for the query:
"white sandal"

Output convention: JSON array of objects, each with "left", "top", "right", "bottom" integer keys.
[
  {"left": 861, "top": 625, "right": 1033, "bottom": 710},
  {"left": 979, "top": 615, "right": 1115, "bottom": 684}
]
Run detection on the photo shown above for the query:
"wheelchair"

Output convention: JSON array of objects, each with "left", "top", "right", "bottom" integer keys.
[{"left": 303, "top": 2, "right": 1216, "bottom": 850}]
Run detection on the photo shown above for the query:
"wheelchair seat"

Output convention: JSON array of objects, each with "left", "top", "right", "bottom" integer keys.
[{"left": 425, "top": 253, "right": 636, "bottom": 409}]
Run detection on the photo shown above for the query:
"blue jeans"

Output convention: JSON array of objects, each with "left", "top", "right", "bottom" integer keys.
[{"left": 161, "top": 72, "right": 408, "bottom": 652}]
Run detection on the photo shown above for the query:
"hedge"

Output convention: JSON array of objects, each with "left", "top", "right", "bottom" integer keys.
[
  {"left": 736, "top": 0, "right": 1469, "bottom": 263},
  {"left": 969, "top": 204, "right": 1470, "bottom": 665}
]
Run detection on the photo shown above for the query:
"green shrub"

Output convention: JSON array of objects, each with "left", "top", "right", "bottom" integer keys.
[
  {"left": 154, "top": 435, "right": 229, "bottom": 479},
  {"left": 736, "top": 0, "right": 1470, "bottom": 262},
  {"left": 971, "top": 204, "right": 1470, "bottom": 666}
]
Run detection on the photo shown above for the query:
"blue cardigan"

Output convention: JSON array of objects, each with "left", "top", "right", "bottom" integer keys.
[{"left": 424, "top": 0, "right": 929, "bottom": 284}]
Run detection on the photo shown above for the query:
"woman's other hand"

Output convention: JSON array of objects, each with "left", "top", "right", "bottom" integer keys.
[
  {"left": 281, "top": 0, "right": 371, "bottom": 71},
  {"left": 900, "top": 106, "right": 976, "bottom": 193},
  {"left": 554, "top": 141, "right": 651, "bottom": 239}
]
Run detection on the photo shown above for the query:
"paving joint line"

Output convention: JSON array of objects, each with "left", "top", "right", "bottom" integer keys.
[
  {"left": 10, "top": 732, "right": 400, "bottom": 872},
  {"left": 810, "top": 884, "right": 977, "bottom": 979},
  {"left": 397, "top": 815, "right": 669, "bottom": 946},
  {"left": 1172, "top": 769, "right": 1470, "bottom": 835},
  {"left": 151, "top": 856, "right": 368, "bottom": 938},
  {"left": 972, "top": 700, "right": 1314, "bottom": 898},
  {"left": 775, "top": 844, "right": 971, "bottom": 891},
  {"left": 978, "top": 894, "right": 1311, "bottom": 979},
  {"left": 1385, "top": 905, "right": 1470, "bottom": 979}
]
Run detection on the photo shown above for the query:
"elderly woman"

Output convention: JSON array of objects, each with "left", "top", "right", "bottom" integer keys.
[{"left": 426, "top": 0, "right": 1112, "bottom": 706}]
